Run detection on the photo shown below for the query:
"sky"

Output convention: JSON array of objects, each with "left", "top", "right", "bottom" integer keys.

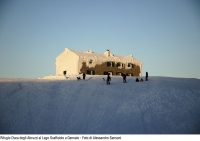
[{"left": 0, "top": 0, "right": 200, "bottom": 78}]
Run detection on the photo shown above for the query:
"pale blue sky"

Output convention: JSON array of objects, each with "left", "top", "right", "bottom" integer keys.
[{"left": 0, "top": 0, "right": 200, "bottom": 78}]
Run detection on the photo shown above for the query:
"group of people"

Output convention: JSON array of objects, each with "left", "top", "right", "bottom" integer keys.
[
  {"left": 135, "top": 77, "right": 143, "bottom": 82},
  {"left": 77, "top": 73, "right": 86, "bottom": 80},
  {"left": 78, "top": 72, "right": 149, "bottom": 85},
  {"left": 135, "top": 72, "right": 148, "bottom": 82},
  {"left": 106, "top": 72, "right": 148, "bottom": 85}
]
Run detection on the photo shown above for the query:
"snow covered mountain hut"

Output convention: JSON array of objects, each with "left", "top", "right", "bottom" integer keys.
[{"left": 56, "top": 48, "right": 142, "bottom": 76}]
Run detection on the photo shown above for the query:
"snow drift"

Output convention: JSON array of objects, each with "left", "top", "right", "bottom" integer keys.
[{"left": 0, "top": 76, "right": 200, "bottom": 134}]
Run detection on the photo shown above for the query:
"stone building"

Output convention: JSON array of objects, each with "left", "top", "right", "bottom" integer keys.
[{"left": 56, "top": 48, "right": 142, "bottom": 76}]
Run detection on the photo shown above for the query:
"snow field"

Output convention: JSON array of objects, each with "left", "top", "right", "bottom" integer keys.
[{"left": 0, "top": 76, "right": 200, "bottom": 134}]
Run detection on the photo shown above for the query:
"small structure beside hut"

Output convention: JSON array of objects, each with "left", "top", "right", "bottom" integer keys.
[{"left": 55, "top": 48, "right": 142, "bottom": 76}]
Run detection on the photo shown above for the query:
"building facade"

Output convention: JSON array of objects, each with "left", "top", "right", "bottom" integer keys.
[{"left": 56, "top": 48, "right": 142, "bottom": 76}]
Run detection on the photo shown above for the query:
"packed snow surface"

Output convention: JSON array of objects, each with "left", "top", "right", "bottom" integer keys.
[{"left": 0, "top": 76, "right": 200, "bottom": 134}]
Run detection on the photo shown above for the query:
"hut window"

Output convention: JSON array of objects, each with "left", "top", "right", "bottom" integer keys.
[
  {"left": 127, "top": 63, "right": 134, "bottom": 68},
  {"left": 87, "top": 70, "right": 95, "bottom": 75},
  {"left": 63, "top": 71, "right": 67, "bottom": 75},
  {"left": 89, "top": 60, "right": 93, "bottom": 64},
  {"left": 108, "top": 72, "right": 113, "bottom": 76},
  {"left": 127, "top": 73, "right": 133, "bottom": 76},
  {"left": 107, "top": 61, "right": 115, "bottom": 67},
  {"left": 105, "top": 71, "right": 113, "bottom": 75},
  {"left": 116, "top": 72, "right": 122, "bottom": 76},
  {"left": 116, "top": 62, "right": 120, "bottom": 67},
  {"left": 104, "top": 71, "right": 108, "bottom": 75},
  {"left": 117, "top": 62, "right": 124, "bottom": 68}
]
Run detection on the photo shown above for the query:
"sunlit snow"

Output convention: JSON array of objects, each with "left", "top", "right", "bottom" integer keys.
[{"left": 0, "top": 76, "right": 200, "bottom": 134}]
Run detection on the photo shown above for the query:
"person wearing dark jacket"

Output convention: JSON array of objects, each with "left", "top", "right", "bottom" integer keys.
[
  {"left": 136, "top": 78, "right": 139, "bottom": 82},
  {"left": 107, "top": 74, "right": 111, "bottom": 85},
  {"left": 146, "top": 72, "right": 148, "bottom": 81},
  {"left": 82, "top": 73, "right": 86, "bottom": 80},
  {"left": 122, "top": 73, "right": 127, "bottom": 83}
]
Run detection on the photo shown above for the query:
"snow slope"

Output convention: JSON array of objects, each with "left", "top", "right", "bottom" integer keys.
[{"left": 0, "top": 76, "right": 200, "bottom": 134}]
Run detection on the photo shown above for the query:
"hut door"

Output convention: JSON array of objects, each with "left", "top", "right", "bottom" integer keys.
[
  {"left": 108, "top": 72, "right": 113, "bottom": 76},
  {"left": 63, "top": 71, "right": 67, "bottom": 75}
]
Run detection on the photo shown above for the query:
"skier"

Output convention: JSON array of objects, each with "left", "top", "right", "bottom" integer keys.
[
  {"left": 82, "top": 73, "right": 86, "bottom": 80},
  {"left": 106, "top": 74, "right": 111, "bottom": 85},
  {"left": 122, "top": 73, "right": 127, "bottom": 83},
  {"left": 146, "top": 72, "right": 148, "bottom": 81},
  {"left": 136, "top": 78, "right": 139, "bottom": 82}
]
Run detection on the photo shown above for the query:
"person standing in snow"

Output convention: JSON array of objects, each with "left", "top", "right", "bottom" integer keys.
[
  {"left": 122, "top": 73, "right": 127, "bottom": 83},
  {"left": 146, "top": 72, "right": 148, "bottom": 81},
  {"left": 107, "top": 74, "right": 111, "bottom": 85},
  {"left": 82, "top": 73, "right": 86, "bottom": 80}
]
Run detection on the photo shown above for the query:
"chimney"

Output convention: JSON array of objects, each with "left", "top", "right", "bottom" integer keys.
[
  {"left": 87, "top": 49, "right": 93, "bottom": 53},
  {"left": 104, "top": 49, "right": 110, "bottom": 57}
]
